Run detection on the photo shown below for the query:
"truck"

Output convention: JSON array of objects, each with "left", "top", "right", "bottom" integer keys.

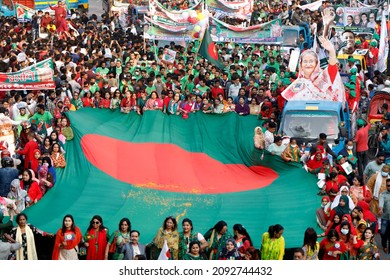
[
  {"left": 282, "top": 25, "right": 312, "bottom": 51},
  {"left": 0, "top": 0, "right": 88, "bottom": 14},
  {"left": 278, "top": 100, "right": 355, "bottom": 153}
]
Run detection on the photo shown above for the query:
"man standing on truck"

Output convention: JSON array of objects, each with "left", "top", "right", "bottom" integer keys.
[{"left": 49, "top": 0, "right": 69, "bottom": 37}]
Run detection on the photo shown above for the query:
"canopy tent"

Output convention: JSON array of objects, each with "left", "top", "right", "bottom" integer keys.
[{"left": 24, "top": 108, "right": 319, "bottom": 248}]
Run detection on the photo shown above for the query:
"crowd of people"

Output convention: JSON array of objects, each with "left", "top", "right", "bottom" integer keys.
[{"left": 1, "top": 0, "right": 390, "bottom": 260}]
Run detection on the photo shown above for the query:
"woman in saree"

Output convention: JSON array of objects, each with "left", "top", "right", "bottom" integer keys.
[
  {"left": 150, "top": 216, "right": 179, "bottom": 260},
  {"left": 105, "top": 217, "right": 131, "bottom": 260},
  {"left": 203, "top": 220, "right": 233, "bottom": 260},
  {"left": 354, "top": 227, "right": 380, "bottom": 260}
]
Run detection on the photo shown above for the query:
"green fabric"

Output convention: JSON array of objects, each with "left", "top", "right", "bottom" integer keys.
[{"left": 23, "top": 109, "right": 318, "bottom": 249}]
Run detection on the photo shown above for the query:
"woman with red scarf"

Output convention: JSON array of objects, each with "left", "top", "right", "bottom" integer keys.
[
  {"left": 84, "top": 215, "right": 109, "bottom": 260},
  {"left": 306, "top": 152, "right": 324, "bottom": 174},
  {"left": 52, "top": 214, "right": 83, "bottom": 260}
]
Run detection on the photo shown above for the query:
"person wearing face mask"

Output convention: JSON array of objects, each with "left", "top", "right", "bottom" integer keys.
[
  {"left": 337, "top": 221, "right": 358, "bottom": 260},
  {"left": 367, "top": 165, "right": 390, "bottom": 230}
]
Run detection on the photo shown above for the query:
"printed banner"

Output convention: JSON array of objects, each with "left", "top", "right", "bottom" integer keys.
[
  {"left": 16, "top": 3, "right": 35, "bottom": 22},
  {"left": 298, "top": 0, "right": 323, "bottom": 11},
  {"left": 161, "top": 49, "right": 177, "bottom": 64},
  {"left": 146, "top": 25, "right": 194, "bottom": 41},
  {"left": 206, "top": 0, "right": 252, "bottom": 20},
  {"left": 0, "top": 59, "right": 55, "bottom": 91},
  {"left": 150, "top": 0, "right": 207, "bottom": 26},
  {"left": 333, "top": 26, "right": 374, "bottom": 55},
  {"left": 210, "top": 17, "right": 282, "bottom": 43},
  {"left": 334, "top": 3, "right": 388, "bottom": 27}
]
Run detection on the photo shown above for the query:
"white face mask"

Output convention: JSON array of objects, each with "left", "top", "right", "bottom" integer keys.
[
  {"left": 341, "top": 229, "right": 349, "bottom": 235},
  {"left": 347, "top": 145, "right": 353, "bottom": 150},
  {"left": 382, "top": 171, "right": 389, "bottom": 177},
  {"left": 291, "top": 144, "right": 297, "bottom": 148}
]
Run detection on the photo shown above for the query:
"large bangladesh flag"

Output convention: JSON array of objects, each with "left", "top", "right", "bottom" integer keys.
[
  {"left": 199, "top": 28, "right": 225, "bottom": 70},
  {"left": 23, "top": 109, "right": 318, "bottom": 250}
]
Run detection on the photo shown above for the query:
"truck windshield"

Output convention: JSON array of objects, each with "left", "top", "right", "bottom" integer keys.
[
  {"left": 281, "top": 111, "right": 339, "bottom": 140},
  {"left": 283, "top": 29, "right": 298, "bottom": 47}
]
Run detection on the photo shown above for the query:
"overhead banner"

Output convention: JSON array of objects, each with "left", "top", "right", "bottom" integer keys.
[
  {"left": 0, "top": 59, "right": 56, "bottom": 91},
  {"left": 16, "top": 3, "right": 35, "bottom": 22},
  {"left": 334, "top": 3, "right": 388, "bottom": 27},
  {"left": 298, "top": 0, "right": 323, "bottom": 11},
  {"left": 210, "top": 17, "right": 282, "bottom": 43},
  {"left": 206, "top": 0, "right": 252, "bottom": 20},
  {"left": 146, "top": 24, "right": 194, "bottom": 41}
]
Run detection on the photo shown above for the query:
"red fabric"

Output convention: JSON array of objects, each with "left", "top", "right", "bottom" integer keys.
[
  {"left": 327, "top": 63, "right": 338, "bottom": 84},
  {"left": 17, "top": 140, "right": 39, "bottom": 170},
  {"left": 334, "top": 214, "right": 357, "bottom": 236},
  {"left": 99, "top": 98, "right": 110, "bottom": 109},
  {"left": 211, "top": 87, "right": 224, "bottom": 99},
  {"left": 325, "top": 181, "right": 340, "bottom": 201},
  {"left": 357, "top": 200, "right": 378, "bottom": 233},
  {"left": 85, "top": 228, "right": 108, "bottom": 260},
  {"left": 80, "top": 135, "right": 279, "bottom": 194},
  {"left": 52, "top": 227, "right": 83, "bottom": 260},
  {"left": 41, "top": 16, "right": 52, "bottom": 29},
  {"left": 355, "top": 123, "right": 371, "bottom": 152},
  {"left": 319, "top": 238, "right": 347, "bottom": 260},
  {"left": 82, "top": 97, "right": 93, "bottom": 107},
  {"left": 27, "top": 181, "right": 43, "bottom": 202},
  {"left": 307, "top": 153, "right": 324, "bottom": 170},
  {"left": 50, "top": 5, "right": 68, "bottom": 32}
]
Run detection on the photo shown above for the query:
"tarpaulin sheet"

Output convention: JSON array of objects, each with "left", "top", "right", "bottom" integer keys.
[{"left": 24, "top": 108, "right": 318, "bottom": 248}]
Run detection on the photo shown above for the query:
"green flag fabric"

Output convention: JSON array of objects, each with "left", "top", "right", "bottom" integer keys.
[
  {"left": 24, "top": 109, "right": 318, "bottom": 249},
  {"left": 198, "top": 28, "right": 225, "bottom": 70}
]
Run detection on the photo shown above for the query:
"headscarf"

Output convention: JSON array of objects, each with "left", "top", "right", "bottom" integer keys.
[
  {"left": 281, "top": 50, "right": 345, "bottom": 103},
  {"left": 333, "top": 195, "right": 351, "bottom": 218},
  {"left": 307, "top": 152, "right": 324, "bottom": 170},
  {"left": 331, "top": 185, "right": 355, "bottom": 210},
  {"left": 335, "top": 214, "right": 357, "bottom": 236},
  {"left": 357, "top": 200, "right": 378, "bottom": 231},
  {"left": 219, "top": 238, "right": 241, "bottom": 260}
]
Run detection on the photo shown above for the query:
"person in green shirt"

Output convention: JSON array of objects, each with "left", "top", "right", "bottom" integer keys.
[
  {"left": 145, "top": 78, "right": 156, "bottom": 96},
  {"left": 29, "top": 104, "right": 53, "bottom": 127},
  {"left": 196, "top": 80, "right": 210, "bottom": 96},
  {"left": 95, "top": 61, "right": 110, "bottom": 79},
  {"left": 89, "top": 79, "right": 100, "bottom": 95}
]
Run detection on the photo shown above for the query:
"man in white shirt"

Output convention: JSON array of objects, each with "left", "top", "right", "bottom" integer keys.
[
  {"left": 264, "top": 121, "right": 277, "bottom": 149},
  {"left": 228, "top": 74, "right": 241, "bottom": 100}
]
